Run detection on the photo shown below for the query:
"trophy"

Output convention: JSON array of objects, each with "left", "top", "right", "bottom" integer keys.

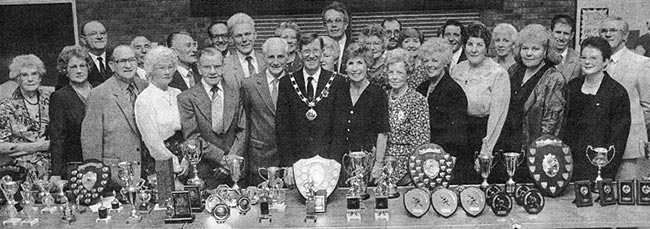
[
  {"left": 477, "top": 153, "right": 495, "bottom": 190},
  {"left": 374, "top": 168, "right": 389, "bottom": 221},
  {"left": 164, "top": 192, "right": 196, "bottom": 224},
  {"left": 501, "top": 152, "right": 523, "bottom": 195},
  {"left": 258, "top": 166, "right": 286, "bottom": 210},
  {"left": 137, "top": 188, "right": 153, "bottom": 213},
  {"left": 1, "top": 176, "right": 21, "bottom": 225},
  {"left": 53, "top": 180, "right": 68, "bottom": 204},
  {"left": 586, "top": 145, "right": 615, "bottom": 183},
  {"left": 384, "top": 156, "right": 400, "bottom": 199},
  {"left": 182, "top": 139, "right": 205, "bottom": 190},
  {"left": 226, "top": 155, "right": 245, "bottom": 191},
  {"left": 303, "top": 177, "right": 317, "bottom": 223},
  {"left": 342, "top": 150, "right": 374, "bottom": 200},
  {"left": 116, "top": 161, "right": 145, "bottom": 223},
  {"left": 20, "top": 181, "right": 39, "bottom": 226},
  {"left": 34, "top": 179, "right": 57, "bottom": 213}
]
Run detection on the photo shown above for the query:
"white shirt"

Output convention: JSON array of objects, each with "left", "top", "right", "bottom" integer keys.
[
  {"left": 134, "top": 84, "right": 182, "bottom": 161},
  {"left": 176, "top": 65, "right": 193, "bottom": 88},
  {"left": 236, "top": 50, "right": 260, "bottom": 78},
  {"left": 337, "top": 35, "right": 347, "bottom": 72},
  {"left": 610, "top": 48, "right": 624, "bottom": 69},
  {"left": 88, "top": 52, "right": 107, "bottom": 71},
  {"left": 450, "top": 47, "right": 463, "bottom": 72},
  {"left": 201, "top": 78, "right": 224, "bottom": 107},
  {"left": 559, "top": 48, "right": 568, "bottom": 65},
  {"left": 266, "top": 69, "right": 284, "bottom": 94},
  {"left": 136, "top": 67, "right": 147, "bottom": 80},
  {"left": 302, "top": 67, "right": 321, "bottom": 98}
]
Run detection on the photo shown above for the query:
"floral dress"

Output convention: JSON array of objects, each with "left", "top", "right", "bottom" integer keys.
[
  {"left": 409, "top": 66, "right": 429, "bottom": 89},
  {"left": 387, "top": 88, "right": 430, "bottom": 183},
  {"left": 0, "top": 87, "right": 53, "bottom": 179}
]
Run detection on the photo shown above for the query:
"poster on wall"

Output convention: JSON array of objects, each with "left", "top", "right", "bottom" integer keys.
[{"left": 579, "top": 8, "right": 608, "bottom": 43}]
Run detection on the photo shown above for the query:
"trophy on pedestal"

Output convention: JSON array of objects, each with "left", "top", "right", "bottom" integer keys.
[
  {"left": 258, "top": 166, "right": 286, "bottom": 210},
  {"left": 303, "top": 177, "right": 317, "bottom": 223},
  {"left": 225, "top": 155, "right": 251, "bottom": 215},
  {"left": 1, "top": 176, "right": 22, "bottom": 226},
  {"left": 116, "top": 161, "right": 145, "bottom": 223},
  {"left": 137, "top": 188, "right": 153, "bottom": 213},
  {"left": 374, "top": 167, "right": 389, "bottom": 221},
  {"left": 343, "top": 150, "right": 374, "bottom": 200},
  {"left": 20, "top": 181, "right": 39, "bottom": 226},
  {"left": 477, "top": 153, "right": 495, "bottom": 190},
  {"left": 586, "top": 146, "right": 615, "bottom": 183},
  {"left": 182, "top": 139, "right": 205, "bottom": 190},
  {"left": 501, "top": 152, "right": 523, "bottom": 195},
  {"left": 34, "top": 179, "right": 57, "bottom": 214},
  {"left": 384, "top": 156, "right": 400, "bottom": 199}
]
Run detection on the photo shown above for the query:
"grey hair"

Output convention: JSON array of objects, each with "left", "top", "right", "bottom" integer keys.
[
  {"left": 144, "top": 46, "right": 178, "bottom": 73},
  {"left": 262, "top": 38, "right": 289, "bottom": 55},
  {"left": 9, "top": 54, "right": 46, "bottom": 80}
]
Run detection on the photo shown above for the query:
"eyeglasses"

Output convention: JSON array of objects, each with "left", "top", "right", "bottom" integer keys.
[
  {"left": 384, "top": 30, "right": 400, "bottom": 36},
  {"left": 185, "top": 42, "right": 199, "bottom": 48},
  {"left": 325, "top": 18, "right": 345, "bottom": 25},
  {"left": 301, "top": 49, "right": 322, "bottom": 56},
  {"left": 599, "top": 28, "right": 621, "bottom": 35},
  {"left": 365, "top": 41, "right": 383, "bottom": 47},
  {"left": 85, "top": 31, "right": 107, "bottom": 37},
  {"left": 210, "top": 34, "right": 229, "bottom": 40},
  {"left": 113, "top": 57, "right": 138, "bottom": 65}
]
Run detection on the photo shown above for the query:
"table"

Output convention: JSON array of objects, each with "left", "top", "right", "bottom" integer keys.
[{"left": 2, "top": 184, "right": 649, "bottom": 228}]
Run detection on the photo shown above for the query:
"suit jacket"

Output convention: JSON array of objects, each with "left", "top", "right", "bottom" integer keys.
[
  {"left": 81, "top": 75, "right": 148, "bottom": 177},
  {"left": 169, "top": 65, "right": 201, "bottom": 91},
  {"left": 555, "top": 48, "right": 581, "bottom": 82},
  {"left": 242, "top": 71, "right": 280, "bottom": 185},
  {"left": 88, "top": 51, "right": 114, "bottom": 88},
  {"left": 607, "top": 48, "right": 650, "bottom": 159},
  {"left": 276, "top": 68, "right": 346, "bottom": 166},
  {"left": 457, "top": 48, "right": 467, "bottom": 64},
  {"left": 416, "top": 72, "right": 468, "bottom": 156},
  {"left": 49, "top": 86, "right": 86, "bottom": 177},
  {"left": 224, "top": 51, "right": 267, "bottom": 80},
  {"left": 336, "top": 37, "right": 353, "bottom": 74}
]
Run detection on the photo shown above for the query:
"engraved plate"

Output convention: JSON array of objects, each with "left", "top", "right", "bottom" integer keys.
[{"left": 460, "top": 187, "right": 485, "bottom": 217}]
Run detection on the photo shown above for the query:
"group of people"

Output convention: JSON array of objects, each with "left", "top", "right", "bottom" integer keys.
[{"left": 1, "top": 1, "right": 649, "bottom": 198}]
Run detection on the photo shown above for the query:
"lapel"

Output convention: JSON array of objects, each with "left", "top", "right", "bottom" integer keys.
[
  {"left": 110, "top": 78, "right": 138, "bottom": 134},
  {"left": 315, "top": 69, "right": 332, "bottom": 95},
  {"left": 170, "top": 70, "right": 188, "bottom": 91},
  {"left": 254, "top": 73, "right": 276, "bottom": 114},
  {"left": 292, "top": 70, "right": 307, "bottom": 96},
  {"left": 228, "top": 54, "right": 245, "bottom": 78},
  {"left": 222, "top": 76, "right": 237, "bottom": 132},
  {"left": 190, "top": 84, "right": 213, "bottom": 125}
]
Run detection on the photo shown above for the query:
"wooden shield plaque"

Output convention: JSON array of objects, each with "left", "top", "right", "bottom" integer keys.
[
  {"left": 460, "top": 187, "right": 485, "bottom": 217},
  {"left": 430, "top": 187, "right": 458, "bottom": 218},
  {"left": 69, "top": 161, "right": 110, "bottom": 205},
  {"left": 403, "top": 188, "right": 430, "bottom": 218},
  {"left": 527, "top": 135, "right": 572, "bottom": 197},
  {"left": 293, "top": 155, "right": 341, "bottom": 199},
  {"left": 408, "top": 143, "right": 456, "bottom": 191}
]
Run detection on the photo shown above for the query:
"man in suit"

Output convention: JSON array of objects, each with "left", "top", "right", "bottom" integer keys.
[
  {"left": 208, "top": 22, "right": 232, "bottom": 58},
  {"left": 600, "top": 16, "right": 650, "bottom": 180},
  {"left": 168, "top": 31, "right": 201, "bottom": 91},
  {"left": 178, "top": 47, "right": 247, "bottom": 189},
  {"left": 550, "top": 15, "right": 581, "bottom": 81},
  {"left": 81, "top": 20, "right": 113, "bottom": 88},
  {"left": 440, "top": 20, "right": 467, "bottom": 71},
  {"left": 242, "top": 38, "right": 287, "bottom": 186},
  {"left": 277, "top": 33, "right": 346, "bottom": 167},
  {"left": 81, "top": 45, "right": 149, "bottom": 185},
  {"left": 382, "top": 17, "right": 402, "bottom": 51},
  {"left": 224, "top": 13, "right": 266, "bottom": 79},
  {"left": 131, "top": 36, "right": 152, "bottom": 80},
  {"left": 322, "top": 1, "right": 352, "bottom": 74}
]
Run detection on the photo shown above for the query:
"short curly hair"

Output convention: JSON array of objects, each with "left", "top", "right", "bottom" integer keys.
[
  {"left": 417, "top": 37, "right": 453, "bottom": 65},
  {"left": 516, "top": 24, "right": 551, "bottom": 50},
  {"left": 9, "top": 54, "right": 46, "bottom": 80},
  {"left": 344, "top": 42, "right": 374, "bottom": 67},
  {"left": 57, "top": 45, "right": 91, "bottom": 73},
  {"left": 360, "top": 24, "right": 386, "bottom": 44},
  {"left": 492, "top": 23, "right": 518, "bottom": 45},
  {"left": 144, "top": 46, "right": 178, "bottom": 74},
  {"left": 275, "top": 21, "right": 301, "bottom": 38},
  {"left": 385, "top": 48, "right": 411, "bottom": 69},
  {"left": 465, "top": 22, "right": 492, "bottom": 49},
  {"left": 398, "top": 27, "right": 424, "bottom": 46}
]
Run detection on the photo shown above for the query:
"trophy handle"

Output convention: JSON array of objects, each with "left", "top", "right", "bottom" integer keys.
[
  {"left": 585, "top": 145, "right": 594, "bottom": 162},
  {"left": 258, "top": 167, "right": 268, "bottom": 181},
  {"left": 342, "top": 153, "right": 352, "bottom": 174},
  {"left": 608, "top": 145, "right": 616, "bottom": 161}
]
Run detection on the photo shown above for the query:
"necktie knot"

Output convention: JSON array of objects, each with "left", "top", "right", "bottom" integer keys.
[
  {"left": 211, "top": 85, "right": 220, "bottom": 100},
  {"left": 245, "top": 56, "right": 256, "bottom": 77}
]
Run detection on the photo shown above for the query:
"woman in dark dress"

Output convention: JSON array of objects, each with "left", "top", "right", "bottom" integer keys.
[
  {"left": 561, "top": 37, "right": 630, "bottom": 181},
  {"left": 331, "top": 42, "right": 390, "bottom": 182},
  {"left": 49, "top": 45, "right": 93, "bottom": 180}
]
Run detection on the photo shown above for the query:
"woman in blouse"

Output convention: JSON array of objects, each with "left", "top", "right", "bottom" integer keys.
[
  {"left": 49, "top": 46, "right": 93, "bottom": 180},
  {"left": 399, "top": 27, "right": 425, "bottom": 80},
  {"left": 385, "top": 48, "right": 430, "bottom": 185},
  {"left": 414, "top": 38, "right": 469, "bottom": 179},
  {"left": 276, "top": 21, "right": 302, "bottom": 73},
  {"left": 360, "top": 24, "right": 388, "bottom": 89},
  {"left": 561, "top": 37, "right": 630, "bottom": 181},
  {"left": 492, "top": 23, "right": 518, "bottom": 70},
  {"left": 0, "top": 54, "right": 54, "bottom": 179},
  {"left": 135, "top": 46, "right": 188, "bottom": 198},
  {"left": 494, "top": 24, "right": 566, "bottom": 183},
  {"left": 331, "top": 42, "right": 389, "bottom": 184},
  {"left": 450, "top": 22, "right": 510, "bottom": 184}
]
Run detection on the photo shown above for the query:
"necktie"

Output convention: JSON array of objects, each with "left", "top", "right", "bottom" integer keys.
[
  {"left": 211, "top": 85, "right": 224, "bottom": 134},
  {"left": 271, "top": 78, "right": 279, "bottom": 107},
  {"left": 127, "top": 83, "right": 138, "bottom": 105},
  {"left": 306, "top": 76, "right": 314, "bottom": 100},
  {"left": 246, "top": 56, "right": 256, "bottom": 78},
  {"left": 97, "top": 57, "right": 106, "bottom": 75},
  {"left": 187, "top": 70, "right": 196, "bottom": 88}
]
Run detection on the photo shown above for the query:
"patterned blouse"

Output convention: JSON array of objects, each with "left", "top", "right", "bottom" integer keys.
[
  {"left": 387, "top": 88, "right": 430, "bottom": 182},
  {"left": 0, "top": 87, "right": 53, "bottom": 179},
  {"left": 409, "top": 66, "right": 430, "bottom": 90}
]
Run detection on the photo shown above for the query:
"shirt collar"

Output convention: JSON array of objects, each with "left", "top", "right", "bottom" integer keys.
[
  {"left": 302, "top": 67, "right": 321, "bottom": 80},
  {"left": 266, "top": 69, "right": 284, "bottom": 84},
  {"left": 237, "top": 50, "right": 256, "bottom": 64},
  {"left": 610, "top": 47, "right": 626, "bottom": 63},
  {"left": 176, "top": 65, "right": 190, "bottom": 78},
  {"left": 201, "top": 77, "right": 222, "bottom": 95},
  {"left": 114, "top": 75, "right": 133, "bottom": 90},
  {"left": 88, "top": 52, "right": 106, "bottom": 61},
  {"left": 560, "top": 48, "right": 569, "bottom": 61},
  {"left": 337, "top": 35, "right": 347, "bottom": 48},
  {"left": 452, "top": 48, "right": 462, "bottom": 62}
]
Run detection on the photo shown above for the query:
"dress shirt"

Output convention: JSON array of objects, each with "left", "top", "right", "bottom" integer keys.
[
  {"left": 559, "top": 48, "right": 568, "bottom": 65},
  {"left": 337, "top": 35, "right": 347, "bottom": 72},
  {"left": 302, "top": 67, "right": 321, "bottom": 98},
  {"left": 88, "top": 52, "right": 107, "bottom": 72},
  {"left": 136, "top": 67, "right": 147, "bottom": 80},
  {"left": 237, "top": 51, "right": 260, "bottom": 78},
  {"left": 450, "top": 48, "right": 463, "bottom": 71},
  {"left": 201, "top": 79, "right": 224, "bottom": 132},
  {"left": 266, "top": 70, "right": 284, "bottom": 95},
  {"left": 134, "top": 84, "right": 182, "bottom": 161},
  {"left": 176, "top": 65, "right": 194, "bottom": 88},
  {"left": 451, "top": 58, "right": 510, "bottom": 155},
  {"left": 609, "top": 48, "right": 624, "bottom": 70}
]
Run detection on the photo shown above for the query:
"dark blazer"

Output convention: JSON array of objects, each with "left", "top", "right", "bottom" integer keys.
[
  {"left": 242, "top": 71, "right": 280, "bottom": 185},
  {"left": 335, "top": 37, "right": 353, "bottom": 74},
  {"left": 87, "top": 51, "right": 114, "bottom": 88},
  {"left": 49, "top": 86, "right": 86, "bottom": 178},
  {"left": 416, "top": 72, "right": 469, "bottom": 156},
  {"left": 169, "top": 65, "right": 201, "bottom": 91},
  {"left": 276, "top": 68, "right": 346, "bottom": 166},
  {"left": 561, "top": 73, "right": 630, "bottom": 181}
]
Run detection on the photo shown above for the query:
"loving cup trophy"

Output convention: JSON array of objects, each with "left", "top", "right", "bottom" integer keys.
[
  {"left": 477, "top": 153, "right": 495, "bottom": 190},
  {"left": 34, "top": 179, "right": 57, "bottom": 213},
  {"left": 343, "top": 150, "right": 374, "bottom": 200},
  {"left": 116, "top": 161, "right": 145, "bottom": 223},
  {"left": 1, "top": 176, "right": 21, "bottom": 225},
  {"left": 383, "top": 156, "right": 400, "bottom": 199},
  {"left": 182, "top": 139, "right": 205, "bottom": 190},
  {"left": 501, "top": 151, "right": 523, "bottom": 195},
  {"left": 225, "top": 155, "right": 251, "bottom": 214},
  {"left": 586, "top": 146, "right": 616, "bottom": 183},
  {"left": 258, "top": 166, "right": 286, "bottom": 209},
  {"left": 20, "top": 180, "right": 39, "bottom": 226}
]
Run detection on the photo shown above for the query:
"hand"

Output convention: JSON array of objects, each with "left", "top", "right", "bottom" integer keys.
[
  {"left": 221, "top": 154, "right": 242, "bottom": 167},
  {"left": 16, "top": 141, "right": 50, "bottom": 153}
]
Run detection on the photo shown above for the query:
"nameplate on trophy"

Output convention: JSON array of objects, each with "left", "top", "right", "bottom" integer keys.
[
  {"left": 636, "top": 180, "right": 650, "bottom": 205},
  {"left": 618, "top": 180, "right": 635, "bottom": 205},
  {"left": 573, "top": 180, "right": 593, "bottom": 207},
  {"left": 597, "top": 179, "right": 616, "bottom": 206}
]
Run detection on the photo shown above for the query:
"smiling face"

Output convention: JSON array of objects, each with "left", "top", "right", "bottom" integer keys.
[
  {"left": 110, "top": 47, "right": 137, "bottom": 80},
  {"left": 209, "top": 23, "right": 230, "bottom": 53},
  {"left": 401, "top": 37, "right": 421, "bottom": 56},
  {"left": 232, "top": 23, "right": 256, "bottom": 55},
  {"left": 132, "top": 37, "right": 152, "bottom": 67},
  {"left": 324, "top": 9, "right": 348, "bottom": 40},
  {"left": 493, "top": 32, "right": 514, "bottom": 57},
  {"left": 600, "top": 20, "right": 627, "bottom": 53},
  {"left": 580, "top": 46, "right": 609, "bottom": 76},
  {"left": 383, "top": 20, "right": 401, "bottom": 50},
  {"left": 265, "top": 43, "right": 288, "bottom": 77},
  {"left": 198, "top": 54, "right": 224, "bottom": 86},
  {"left": 171, "top": 34, "right": 198, "bottom": 65},
  {"left": 465, "top": 37, "right": 487, "bottom": 66},
  {"left": 320, "top": 48, "right": 337, "bottom": 71},
  {"left": 279, "top": 28, "right": 298, "bottom": 54},
  {"left": 17, "top": 67, "right": 41, "bottom": 93},
  {"left": 66, "top": 56, "right": 89, "bottom": 84},
  {"left": 387, "top": 61, "right": 408, "bottom": 90},
  {"left": 150, "top": 58, "right": 176, "bottom": 88},
  {"left": 552, "top": 23, "right": 574, "bottom": 52},
  {"left": 346, "top": 56, "right": 368, "bottom": 82},
  {"left": 520, "top": 41, "right": 546, "bottom": 68},
  {"left": 365, "top": 35, "right": 385, "bottom": 59},
  {"left": 443, "top": 25, "right": 462, "bottom": 53},
  {"left": 420, "top": 55, "right": 445, "bottom": 79},
  {"left": 301, "top": 39, "right": 323, "bottom": 73},
  {"left": 82, "top": 21, "right": 108, "bottom": 53}
]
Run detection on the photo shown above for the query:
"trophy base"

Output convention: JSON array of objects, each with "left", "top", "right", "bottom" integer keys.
[
  {"left": 138, "top": 204, "right": 154, "bottom": 214},
  {"left": 191, "top": 205, "right": 205, "bottom": 213},
  {"left": 259, "top": 214, "right": 272, "bottom": 223},
  {"left": 346, "top": 210, "right": 361, "bottom": 222},
  {"left": 126, "top": 215, "right": 142, "bottom": 224},
  {"left": 304, "top": 214, "right": 317, "bottom": 223},
  {"left": 164, "top": 215, "right": 195, "bottom": 224},
  {"left": 21, "top": 218, "right": 39, "bottom": 226},
  {"left": 3, "top": 218, "right": 22, "bottom": 226},
  {"left": 361, "top": 192, "right": 370, "bottom": 200},
  {"left": 96, "top": 216, "right": 111, "bottom": 224},
  {"left": 374, "top": 210, "right": 389, "bottom": 221},
  {"left": 270, "top": 203, "right": 286, "bottom": 212},
  {"left": 387, "top": 191, "right": 400, "bottom": 199},
  {"left": 41, "top": 206, "right": 58, "bottom": 214}
]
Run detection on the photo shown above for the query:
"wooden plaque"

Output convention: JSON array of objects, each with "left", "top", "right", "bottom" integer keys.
[
  {"left": 69, "top": 161, "right": 110, "bottom": 206},
  {"left": 618, "top": 180, "right": 635, "bottom": 205},
  {"left": 636, "top": 180, "right": 650, "bottom": 205},
  {"left": 430, "top": 187, "right": 458, "bottom": 218},
  {"left": 597, "top": 179, "right": 616, "bottom": 206},
  {"left": 460, "top": 187, "right": 485, "bottom": 217},
  {"left": 527, "top": 135, "right": 573, "bottom": 197},
  {"left": 574, "top": 180, "right": 593, "bottom": 207},
  {"left": 408, "top": 143, "right": 456, "bottom": 191},
  {"left": 403, "top": 188, "right": 430, "bottom": 218}
]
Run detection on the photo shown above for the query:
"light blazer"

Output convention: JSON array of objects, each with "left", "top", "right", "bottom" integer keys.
[
  {"left": 81, "top": 76, "right": 149, "bottom": 166},
  {"left": 607, "top": 47, "right": 650, "bottom": 159},
  {"left": 242, "top": 71, "right": 281, "bottom": 185},
  {"left": 169, "top": 65, "right": 201, "bottom": 91},
  {"left": 177, "top": 71, "right": 246, "bottom": 163},
  {"left": 555, "top": 48, "right": 581, "bottom": 82},
  {"left": 224, "top": 51, "right": 267, "bottom": 79}
]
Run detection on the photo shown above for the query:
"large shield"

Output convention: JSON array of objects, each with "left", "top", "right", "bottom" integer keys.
[
  {"left": 527, "top": 135, "right": 573, "bottom": 197},
  {"left": 408, "top": 143, "right": 456, "bottom": 191},
  {"left": 293, "top": 155, "right": 341, "bottom": 199}
]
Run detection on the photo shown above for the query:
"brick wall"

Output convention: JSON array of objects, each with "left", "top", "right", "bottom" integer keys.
[{"left": 76, "top": 0, "right": 575, "bottom": 50}]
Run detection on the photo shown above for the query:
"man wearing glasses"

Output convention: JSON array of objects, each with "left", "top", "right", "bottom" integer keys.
[
  {"left": 208, "top": 22, "right": 232, "bottom": 58},
  {"left": 382, "top": 17, "right": 401, "bottom": 51},
  {"left": 167, "top": 31, "right": 201, "bottom": 91},
  {"left": 82, "top": 45, "right": 150, "bottom": 185},
  {"left": 58, "top": 20, "right": 113, "bottom": 89},
  {"left": 224, "top": 13, "right": 266, "bottom": 79},
  {"left": 599, "top": 16, "right": 650, "bottom": 181},
  {"left": 322, "top": 1, "right": 351, "bottom": 74}
]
